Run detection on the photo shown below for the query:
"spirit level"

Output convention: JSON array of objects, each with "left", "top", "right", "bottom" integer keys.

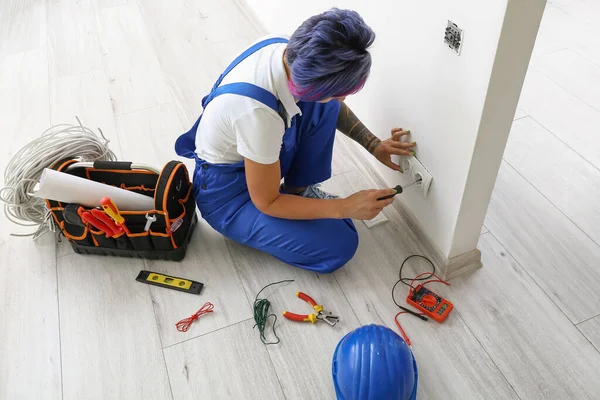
[{"left": 135, "top": 270, "right": 203, "bottom": 295}]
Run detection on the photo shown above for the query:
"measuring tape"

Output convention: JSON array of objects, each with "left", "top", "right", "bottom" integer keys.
[{"left": 135, "top": 270, "right": 203, "bottom": 295}]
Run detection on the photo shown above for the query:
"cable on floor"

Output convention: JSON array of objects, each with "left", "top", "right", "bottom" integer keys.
[
  {"left": 391, "top": 255, "right": 439, "bottom": 346},
  {"left": 253, "top": 279, "right": 294, "bottom": 345},
  {"left": 391, "top": 255, "right": 435, "bottom": 321},
  {"left": 394, "top": 311, "right": 426, "bottom": 348},
  {"left": 0, "top": 117, "right": 116, "bottom": 239},
  {"left": 176, "top": 302, "right": 215, "bottom": 332}
]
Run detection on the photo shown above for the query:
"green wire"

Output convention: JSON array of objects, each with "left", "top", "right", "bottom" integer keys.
[{"left": 253, "top": 279, "right": 294, "bottom": 345}]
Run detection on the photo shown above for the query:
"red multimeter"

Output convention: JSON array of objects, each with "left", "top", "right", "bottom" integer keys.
[{"left": 406, "top": 284, "right": 453, "bottom": 323}]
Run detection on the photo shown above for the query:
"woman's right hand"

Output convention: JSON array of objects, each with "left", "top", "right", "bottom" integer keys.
[{"left": 341, "top": 189, "right": 396, "bottom": 220}]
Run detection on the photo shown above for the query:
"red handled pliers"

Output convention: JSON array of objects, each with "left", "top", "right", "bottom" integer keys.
[{"left": 282, "top": 292, "right": 339, "bottom": 327}]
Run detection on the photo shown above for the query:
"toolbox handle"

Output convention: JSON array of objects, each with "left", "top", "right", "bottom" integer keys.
[
  {"left": 94, "top": 161, "right": 132, "bottom": 170},
  {"left": 66, "top": 161, "right": 161, "bottom": 174}
]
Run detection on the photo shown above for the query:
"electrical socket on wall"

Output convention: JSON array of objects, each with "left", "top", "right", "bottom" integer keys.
[
  {"left": 401, "top": 157, "right": 433, "bottom": 197},
  {"left": 444, "top": 20, "right": 463, "bottom": 55}
]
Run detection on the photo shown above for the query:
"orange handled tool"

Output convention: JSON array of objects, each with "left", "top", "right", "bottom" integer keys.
[
  {"left": 283, "top": 292, "right": 339, "bottom": 326},
  {"left": 100, "top": 197, "right": 125, "bottom": 225},
  {"left": 91, "top": 209, "right": 123, "bottom": 236},
  {"left": 81, "top": 211, "right": 114, "bottom": 237}
]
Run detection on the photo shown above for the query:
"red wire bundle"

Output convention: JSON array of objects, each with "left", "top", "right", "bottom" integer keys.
[{"left": 176, "top": 302, "right": 214, "bottom": 332}]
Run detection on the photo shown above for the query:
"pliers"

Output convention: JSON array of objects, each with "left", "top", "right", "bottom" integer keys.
[{"left": 282, "top": 292, "right": 339, "bottom": 327}]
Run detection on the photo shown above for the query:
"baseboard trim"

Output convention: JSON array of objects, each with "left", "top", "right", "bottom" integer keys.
[
  {"left": 444, "top": 249, "right": 483, "bottom": 280},
  {"left": 338, "top": 136, "right": 482, "bottom": 280}
]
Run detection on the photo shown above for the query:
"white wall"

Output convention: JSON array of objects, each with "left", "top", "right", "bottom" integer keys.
[{"left": 244, "top": 0, "right": 545, "bottom": 260}]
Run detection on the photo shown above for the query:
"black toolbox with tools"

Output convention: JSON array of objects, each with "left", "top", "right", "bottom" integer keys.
[{"left": 46, "top": 159, "right": 197, "bottom": 261}]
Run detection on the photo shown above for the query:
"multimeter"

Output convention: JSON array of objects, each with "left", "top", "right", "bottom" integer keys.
[{"left": 406, "top": 284, "right": 453, "bottom": 323}]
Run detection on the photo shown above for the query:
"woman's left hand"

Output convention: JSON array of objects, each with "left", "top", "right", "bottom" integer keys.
[{"left": 372, "top": 128, "right": 415, "bottom": 171}]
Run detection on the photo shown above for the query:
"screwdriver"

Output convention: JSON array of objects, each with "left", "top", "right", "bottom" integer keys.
[
  {"left": 376, "top": 179, "right": 420, "bottom": 201},
  {"left": 101, "top": 197, "right": 125, "bottom": 225},
  {"left": 100, "top": 196, "right": 130, "bottom": 234},
  {"left": 403, "top": 180, "right": 419, "bottom": 190}
]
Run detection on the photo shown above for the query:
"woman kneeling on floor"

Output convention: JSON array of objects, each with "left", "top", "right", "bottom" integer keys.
[{"left": 175, "top": 8, "right": 415, "bottom": 273}]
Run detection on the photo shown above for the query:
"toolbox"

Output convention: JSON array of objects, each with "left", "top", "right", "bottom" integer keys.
[{"left": 46, "top": 159, "right": 197, "bottom": 261}]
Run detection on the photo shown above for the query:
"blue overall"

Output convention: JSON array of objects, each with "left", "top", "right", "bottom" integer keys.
[{"left": 175, "top": 38, "right": 358, "bottom": 273}]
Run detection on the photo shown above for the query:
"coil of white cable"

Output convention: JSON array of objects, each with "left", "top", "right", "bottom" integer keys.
[{"left": 0, "top": 117, "right": 117, "bottom": 239}]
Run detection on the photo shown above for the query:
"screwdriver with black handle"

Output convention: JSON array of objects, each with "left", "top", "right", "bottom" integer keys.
[{"left": 376, "top": 180, "right": 420, "bottom": 201}]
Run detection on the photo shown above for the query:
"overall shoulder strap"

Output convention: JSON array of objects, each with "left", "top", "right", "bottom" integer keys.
[
  {"left": 210, "top": 37, "right": 289, "bottom": 92},
  {"left": 202, "top": 37, "right": 289, "bottom": 112},
  {"left": 206, "top": 82, "right": 279, "bottom": 112},
  {"left": 176, "top": 38, "right": 288, "bottom": 159}
]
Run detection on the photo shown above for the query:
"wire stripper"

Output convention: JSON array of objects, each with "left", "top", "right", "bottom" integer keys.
[{"left": 283, "top": 292, "right": 339, "bottom": 327}]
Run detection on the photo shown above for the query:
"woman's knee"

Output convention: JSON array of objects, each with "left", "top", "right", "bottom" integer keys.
[
  {"left": 318, "top": 224, "right": 359, "bottom": 273},
  {"left": 243, "top": 217, "right": 359, "bottom": 274}
]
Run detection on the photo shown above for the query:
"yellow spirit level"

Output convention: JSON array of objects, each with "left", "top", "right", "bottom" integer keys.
[{"left": 135, "top": 270, "right": 203, "bottom": 295}]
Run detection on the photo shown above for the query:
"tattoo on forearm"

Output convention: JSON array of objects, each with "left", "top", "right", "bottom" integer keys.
[{"left": 337, "top": 102, "right": 381, "bottom": 153}]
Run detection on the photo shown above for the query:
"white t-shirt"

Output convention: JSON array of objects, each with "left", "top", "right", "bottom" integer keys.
[{"left": 195, "top": 36, "right": 302, "bottom": 165}]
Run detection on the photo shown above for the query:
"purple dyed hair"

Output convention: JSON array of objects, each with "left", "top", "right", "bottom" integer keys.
[{"left": 286, "top": 8, "right": 375, "bottom": 102}]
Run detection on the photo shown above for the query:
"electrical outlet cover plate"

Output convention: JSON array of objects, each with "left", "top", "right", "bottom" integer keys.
[
  {"left": 363, "top": 211, "right": 389, "bottom": 229},
  {"left": 403, "top": 157, "right": 433, "bottom": 197},
  {"left": 444, "top": 20, "right": 463, "bottom": 55}
]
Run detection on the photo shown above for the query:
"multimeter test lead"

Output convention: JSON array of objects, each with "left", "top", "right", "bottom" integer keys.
[
  {"left": 396, "top": 305, "right": 428, "bottom": 321},
  {"left": 391, "top": 255, "right": 454, "bottom": 348}
]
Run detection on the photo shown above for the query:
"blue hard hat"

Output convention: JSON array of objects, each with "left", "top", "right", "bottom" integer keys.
[{"left": 332, "top": 324, "right": 418, "bottom": 400}]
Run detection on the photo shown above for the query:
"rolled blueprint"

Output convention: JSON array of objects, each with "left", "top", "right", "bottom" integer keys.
[{"left": 33, "top": 168, "right": 154, "bottom": 211}]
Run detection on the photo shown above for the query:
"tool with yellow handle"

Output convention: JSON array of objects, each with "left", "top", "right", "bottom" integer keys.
[
  {"left": 100, "top": 196, "right": 125, "bottom": 225},
  {"left": 283, "top": 292, "right": 339, "bottom": 326}
]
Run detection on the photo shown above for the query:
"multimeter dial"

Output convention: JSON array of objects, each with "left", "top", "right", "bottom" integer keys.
[
  {"left": 411, "top": 287, "right": 442, "bottom": 311},
  {"left": 406, "top": 285, "right": 454, "bottom": 323}
]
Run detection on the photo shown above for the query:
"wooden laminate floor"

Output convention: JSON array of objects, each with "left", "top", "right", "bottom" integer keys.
[{"left": 2, "top": 1, "right": 600, "bottom": 399}]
